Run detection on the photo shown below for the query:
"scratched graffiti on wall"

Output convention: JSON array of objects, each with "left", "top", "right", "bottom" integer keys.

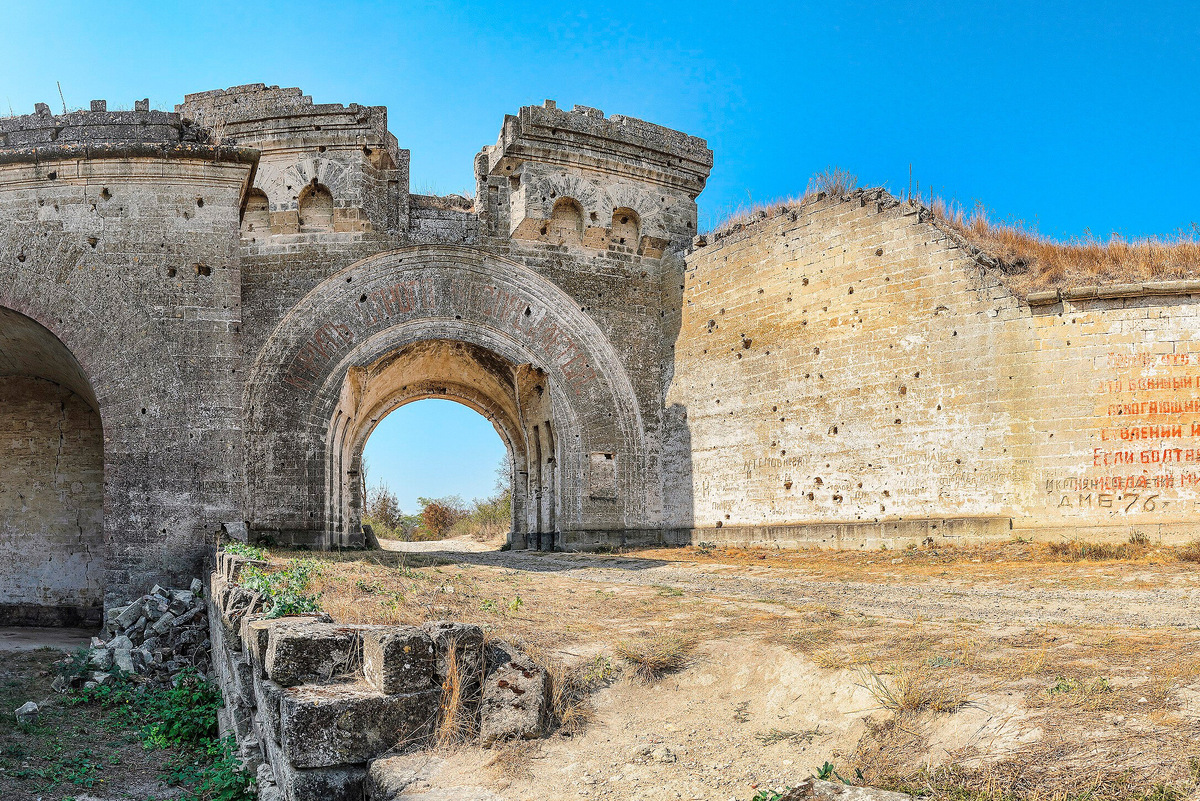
[{"left": 1050, "top": 348, "right": 1200, "bottom": 514}]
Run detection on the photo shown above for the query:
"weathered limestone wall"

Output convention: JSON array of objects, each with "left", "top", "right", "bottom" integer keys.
[
  {"left": 1020, "top": 287, "right": 1200, "bottom": 540},
  {"left": 0, "top": 377, "right": 103, "bottom": 625},
  {"left": 208, "top": 550, "right": 547, "bottom": 801},
  {"left": 669, "top": 192, "right": 1200, "bottom": 547},
  {"left": 0, "top": 103, "right": 257, "bottom": 606}
]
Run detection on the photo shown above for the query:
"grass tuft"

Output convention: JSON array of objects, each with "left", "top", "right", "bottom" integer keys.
[
  {"left": 857, "top": 665, "right": 970, "bottom": 714},
  {"left": 931, "top": 196, "right": 1200, "bottom": 295},
  {"left": 1046, "top": 533, "right": 1154, "bottom": 562},
  {"left": 614, "top": 633, "right": 695, "bottom": 683}
]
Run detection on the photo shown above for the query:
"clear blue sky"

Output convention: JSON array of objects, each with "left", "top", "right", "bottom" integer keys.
[{"left": 4, "top": 1, "right": 1196, "bottom": 507}]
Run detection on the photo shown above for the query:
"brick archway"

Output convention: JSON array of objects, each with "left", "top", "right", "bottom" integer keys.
[{"left": 244, "top": 245, "right": 648, "bottom": 549}]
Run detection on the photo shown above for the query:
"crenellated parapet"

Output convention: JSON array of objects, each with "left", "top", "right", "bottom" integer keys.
[
  {"left": 477, "top": 101, "right": 712, "bottom": 257},
  {"left": 0, "top": 99, "right": 258, "bottom": 170},
  {"left": 177, "top": 84, "right": 408, "bottom": 241}
]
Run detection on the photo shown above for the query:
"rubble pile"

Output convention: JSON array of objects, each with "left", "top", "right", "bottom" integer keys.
[{"left": 59, "top": 579, "right": 211, "bottom": 690}]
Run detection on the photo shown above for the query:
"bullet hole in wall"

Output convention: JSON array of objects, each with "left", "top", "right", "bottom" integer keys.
[
  {"left": 87, "top": 237, "right": 98, "bottom": 248},
  {"left": 167, "top": 267, "right": 177, "bottom": 278},
  {"left": 802, "top": 278, "right": 809, "bottom": 286},
  {"left": 360, "top": 294, "right": 367, "bottom": 303},
  {"left": 100, "top": 188, "right": 111, "bottom": 200},
  {"left": 806, "top": 492, "right": 814, "bottom": 500},
  {"left": 196, "top": 197, "right": 204, "bottom": 208},
  {"left": 875, "top": 248, "right": 883, "bottom": 256},
  {"left": 814, "top": 477, "right": 823, "bottom": 486},
  {"left": 899, "top": 385, "right": 907, "bottom": 395},
  {"left": 784, "top": 480, "right": 792, "bottom": 490},
  {"left": 195, "top": 263, "right": 211, "bottom": 276}
]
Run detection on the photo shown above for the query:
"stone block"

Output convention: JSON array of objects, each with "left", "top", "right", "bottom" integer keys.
[
  {"left": 479, "top": 643, "right": 548, "bottom": 747},
  {"left": 264, "top": 622, "right": 367, "bottom": 686},
  {"left": 362, "top": 627, "right": 435, "bottom": 695},
  {"left": 421, "top": 621, "right": 485, "bottom": 696},
  {"left": 279, "top": 683, "right": 438, "bottom": 768}
]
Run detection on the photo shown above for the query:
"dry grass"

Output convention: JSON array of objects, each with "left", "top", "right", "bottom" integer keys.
[
  {"left": 626, "top": 539, "right": 1200, "bottom": 590},
  {"left": 1046, "top": 531, "right": 1154, "bottom": 561},
  {"left": 708, "top": 171, "right": 1200, "bottom": 296},
  {"left": 931, "top": 196, "right": 1200, "bottom": 295},
  {"left": 705, "top": 167, "right": 859, "bottom": 236},
  {"left": 434, "top": 637, "right": 478, "bottom": 747},
  {"left": 613, "top": 632, "right": 696, "bottom": 683},
  {"left": 857, "top": 664, "right": 970, "bottom": 714},
  {"left": 1176, "top": 540, "right": 1200, "bottom": 562}
]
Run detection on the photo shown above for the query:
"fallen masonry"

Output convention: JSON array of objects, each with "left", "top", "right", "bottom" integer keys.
[
  {"left": 209, "top": 549, "right": 551, "bottom": 801},
  {"left": 57, "top": 578, "right": 211, "bottom": 691}
]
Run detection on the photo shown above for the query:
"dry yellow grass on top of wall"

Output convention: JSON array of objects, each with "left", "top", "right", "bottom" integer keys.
[
  {"left": 705, "top": 168, "right": 1200, "bottom": 298},
  {"left": 930, "top": 197, "right": 1200, "bottom": 296}
]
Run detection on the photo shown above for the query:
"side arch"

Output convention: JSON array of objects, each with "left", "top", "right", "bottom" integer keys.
[{"left": 244, "top": 245, "right": 648, "bottom": 548}]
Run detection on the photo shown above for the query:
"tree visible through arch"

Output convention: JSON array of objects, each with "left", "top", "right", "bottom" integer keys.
[{"left": 360, "top": 399, "right": 511, "bottom": 542}]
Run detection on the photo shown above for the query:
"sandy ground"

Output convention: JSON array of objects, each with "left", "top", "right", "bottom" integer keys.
[{"left": 351, "top": 538, "right": 1200, "bottom": 800}]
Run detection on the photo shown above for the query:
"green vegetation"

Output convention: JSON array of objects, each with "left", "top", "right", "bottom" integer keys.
[
  {"left": 240, "top": 559, "right": 322, "bottom": 618},
  {"left": 364, "top": 456, "right": 512, "bottom": 542},
  {"left": 0, "top": 650, "right": 254, "bottom": 801},
  {"left": 221, "top": 541, "right": 266, "bottom": 560}
]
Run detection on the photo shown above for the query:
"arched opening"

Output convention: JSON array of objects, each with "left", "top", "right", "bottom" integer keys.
[
  {"left": 611, "top": 207, "right": 640, "bottom": 250},
  {"left": 325, "top": 339, "right": 561, "bottom": 551},
  {"left": 241, "top": 188, "right": 271, "bottom": 239},
  {"left": 298, "top": 182, "right": 334, "bottom": 233},
  {"left": 549, "top": 197, "right": 584, "bottom": 245},
  {"left": 0, "top": 306, "right": 104, "bottom": 626},
  {"left": 359, "top": 400, "right": 510, "bottom": 543}
]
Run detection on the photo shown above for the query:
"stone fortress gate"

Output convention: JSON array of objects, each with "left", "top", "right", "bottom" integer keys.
[{"left": 3, "top": 84, "right": 1199, "bottom": 624}]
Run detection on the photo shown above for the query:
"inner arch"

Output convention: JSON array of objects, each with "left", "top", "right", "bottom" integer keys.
[
  {"left": 361, "top": 400, "right": 509, "bottom": 538},
  {"left": 326, "top": 338, "right": 560, "bottom": 550},
  {"left": 0, "top": 306, "right": 104, "bottom": 626}
]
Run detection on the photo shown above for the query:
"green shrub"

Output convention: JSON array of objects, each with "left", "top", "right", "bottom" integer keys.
[
  {"left": 240, "top": 559, "right": 322, "bottom": 618},
  {"left": 222, "top": 541, "right": 266, "bottom": 560},
  {"left": 70, "top": 671, "right": 255, "bottom": 800}
]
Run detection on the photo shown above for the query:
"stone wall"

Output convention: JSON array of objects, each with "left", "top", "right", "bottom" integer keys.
[
  {"left": 0, "top": 377, "right": 103, "bottom": 625},
  {"left": 0, "top": 102, "right": 256, "bottom": 607},
  {"left": 668, "top": 191, "right": 1200, "bottom": 547},
  {"left": 5, "top": 81, "right": 1200, "bottom": 619},
  {"left": 208, "top": 550, "right": 547, "bottom": 801}
]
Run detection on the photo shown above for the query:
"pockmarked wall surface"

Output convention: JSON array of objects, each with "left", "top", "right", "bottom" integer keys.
[
  {"left": 666, "top": 193, "right": 1200, "bottom": 547},
  {"left": 1, "top": 84, "right": 1197, "bottom": 619}
]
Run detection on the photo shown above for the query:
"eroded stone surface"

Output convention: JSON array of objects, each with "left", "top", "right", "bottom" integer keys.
[
  {"left": 280, "top": 682, "right": 438, "bottom": 768},
  {"left": 362, "top": 627, "right": 436, "bottom": 695},
  {"left": 479, "top": 643, "right": 549, "bottom": 747},
  {"left": 265, "top": 623, "right": 368, "bottom": 686}
]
